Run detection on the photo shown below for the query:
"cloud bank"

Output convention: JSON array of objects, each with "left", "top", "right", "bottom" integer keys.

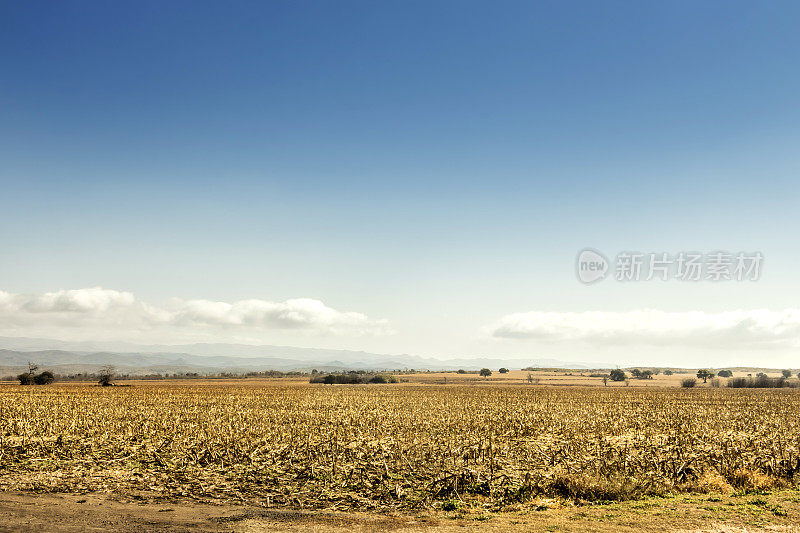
[
  {"left": 487, "top": 309, "right": 800, "bottom": 349},
  {"left": 0, "top": 287, "right": 392, "bottom": 337}
]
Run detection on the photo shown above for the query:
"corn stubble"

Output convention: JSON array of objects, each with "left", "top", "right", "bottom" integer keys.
[{"left": 0, "top": 384, "right": 798, "bottom": 511}]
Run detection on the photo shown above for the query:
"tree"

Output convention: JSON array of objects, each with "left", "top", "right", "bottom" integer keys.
[
  {"left": 479, "top": 368, "right": 492, "bottom": 378},
  {"left": 98, "top": 365, "right": 115, "bottom": 386},
  {"left": 609, "top": 369, "right": 626, "bottom": 382},
  {"left": 18, "top": 362, "right": 55, "bottom": 385},
  {"left": 630, "top": 369, "right": 641, "bottom": 378},
  {"left": 717, "top": 370, "right": 733, "bottom": 378},
  {"left": 602, "top": 376, "right": 608, "bottom": 386},
  {"left": 663, "top": 369, "right": 673, "bottom": 376},
  {"left": 696, "top": 369, "right": 714, "bottom": 383},
  {"left": 782, "top": 370, "right": 792, "bottom": 378},
  {"left": 499, "top": 367, "right": 509, "bottom": 374},
  {"left": 34, "top": 371, "right": 55, "bottom": 385},
  {"left": 527, "top": 373, "right": 533, "bottom": 384},
  {"left": 640, "top": 370, "right": 653, "bottom": 380}
]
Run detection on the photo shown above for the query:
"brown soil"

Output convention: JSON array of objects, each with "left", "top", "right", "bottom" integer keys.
[{"left": 2, "top": 490, "right": 800, "bottom": 532}]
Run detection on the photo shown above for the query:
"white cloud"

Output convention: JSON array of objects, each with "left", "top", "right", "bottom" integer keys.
[
  {"left": 487, "top": 309, "right": 800, "bottom": 349},
  {"left": 19, "top": 287, "right": 138, "bottom": 313},
  {"left": 170, "top": 297, "right": 392, "bottom": 335},
  {"left": 0, "top": 287, "right": 392, "bottom": 337}
]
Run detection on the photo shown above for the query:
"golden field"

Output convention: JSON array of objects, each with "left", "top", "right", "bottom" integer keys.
[{"left": 1, "top": 381, "right": 799, "bottom": 514}]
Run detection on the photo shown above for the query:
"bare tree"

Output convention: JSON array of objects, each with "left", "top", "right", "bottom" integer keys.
[
  {"left": 98, "top": 365, "right": 115, "bottom": 386},
  {"left": 18, "top": 362, "right": 41, "bottom": 385}
]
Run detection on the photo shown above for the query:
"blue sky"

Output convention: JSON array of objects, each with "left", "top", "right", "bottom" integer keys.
[{"left": 1, "top": 1, "right": 799, "bottom": 365}]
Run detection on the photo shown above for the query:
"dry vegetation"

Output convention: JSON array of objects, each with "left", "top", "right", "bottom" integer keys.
[{"left": 1, "top": 382, "right": 799, "bottom": 514}]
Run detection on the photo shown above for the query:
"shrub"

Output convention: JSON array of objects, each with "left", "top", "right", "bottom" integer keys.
[
  {"left": 548, "top": 472, "right": 658, "bottom": 502},
  {"left": 726, "top": 469, "right": 783, "bottom": 491},
  {"left": 686, "top": 470, "right": 734, "bottom": 495},
  {"left": 322, "top": 374, "right": 361, "bottom": 384},
  {"left": 717, "top": 370, "right": 733, "bottom": 378},
  {"left": 681, "top": 378, "right": 697, "bottom": 388},
  {"left": 441, "top": 500, "right": 460, "bottom": 511},
  {"left": 727, "top": 376, "right": 798, "bottom": 388},
  {"left": 310, "top": 373, "right": 399, "bottom": 385},
  {"left": 663, "top": 369, "right": 673, "bottom": 376},
  {"left": 499, "top": 367, "right": 509, "bottom": 374},
  {"left": 34, "top": 371, "right": 55, "bottom": 385},
  {"left": 18, "top": 371, "right": 55, "bottom": 385}
]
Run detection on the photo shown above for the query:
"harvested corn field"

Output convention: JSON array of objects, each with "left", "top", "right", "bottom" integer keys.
[{"left": 1, "top": 383, "right": 799, "bottom": 512}]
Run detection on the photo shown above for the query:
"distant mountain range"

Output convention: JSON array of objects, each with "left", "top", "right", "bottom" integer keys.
[{"left": 0, "top": 336, "right": 602, "bottom": 375}]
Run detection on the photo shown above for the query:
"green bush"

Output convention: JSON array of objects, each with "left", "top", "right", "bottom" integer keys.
[
  {"left": 18, "top": 371, "right": 55, "bottom": 385},
  {"left": 310, "top": 373, "right": 399, "bottom": 385},
  {"left": 34, "top": 371, "right": 55, "bottom": 385},
  {"left": 609, "top": 369, "right": 626, "bottom": 382}
]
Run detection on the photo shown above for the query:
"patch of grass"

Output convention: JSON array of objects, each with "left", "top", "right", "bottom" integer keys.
[
  {"left": 771, "top": 504, "right": 788, "bottom": 517},
  {"left": 441, "top": 500, "right": 460, "bottom": 512}
]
